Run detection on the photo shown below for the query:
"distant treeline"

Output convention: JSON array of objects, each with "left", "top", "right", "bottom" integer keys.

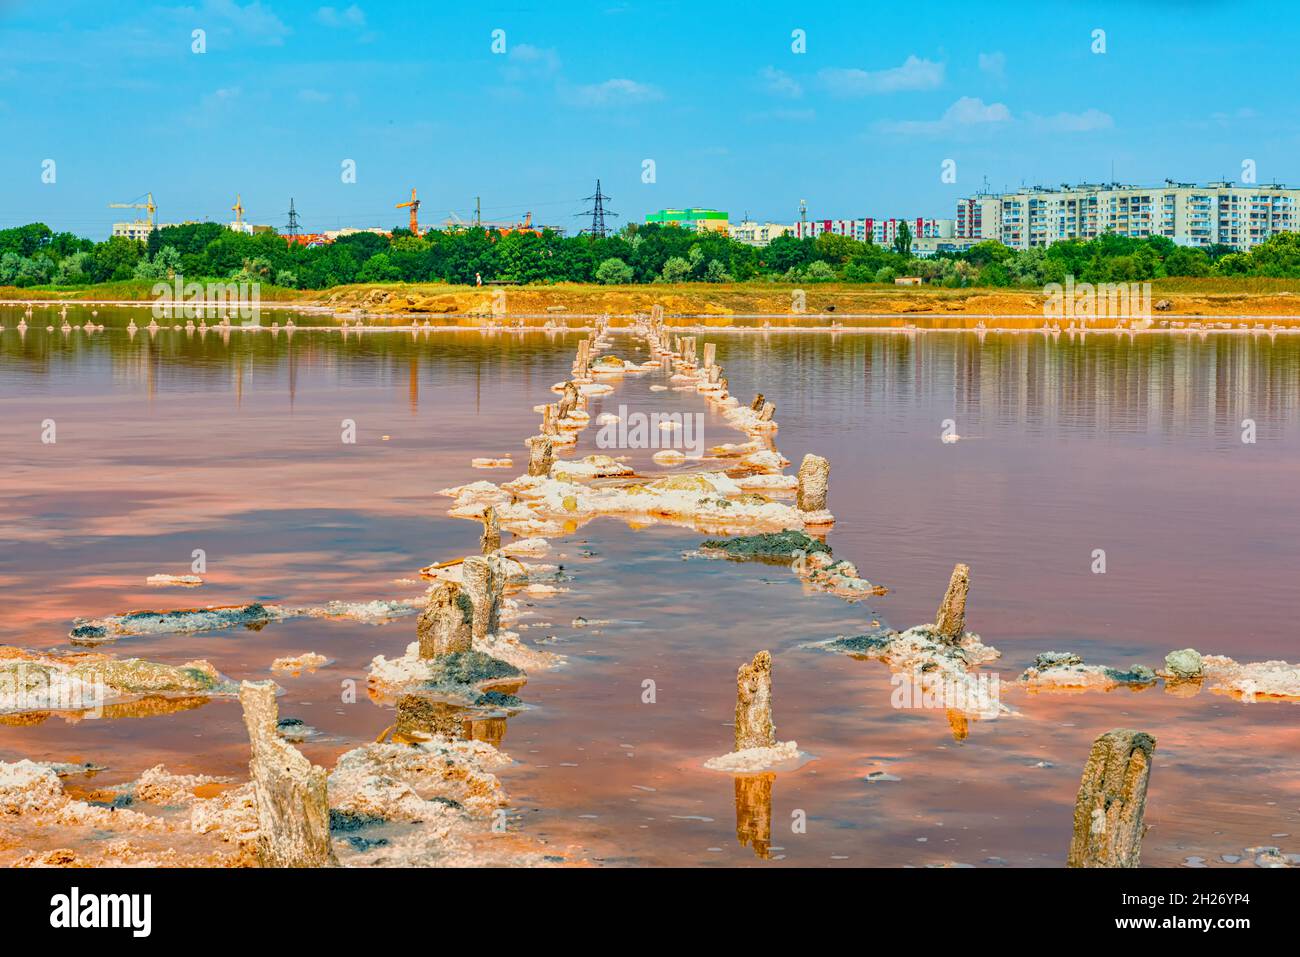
[{"left": 3, "top": 220, "right": 1300, "bottom": 290}]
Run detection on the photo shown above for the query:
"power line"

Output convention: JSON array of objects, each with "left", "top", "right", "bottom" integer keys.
[
  {"left": 576, "top": 179, "right": 618, "bottom": 238},
  {"left": 284, "top": 198, "right": 301, "bottom": 237}
]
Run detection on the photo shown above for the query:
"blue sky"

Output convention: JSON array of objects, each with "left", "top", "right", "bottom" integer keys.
[{"left": 1, "top": 0, "right": 1296, "bottom": 237}]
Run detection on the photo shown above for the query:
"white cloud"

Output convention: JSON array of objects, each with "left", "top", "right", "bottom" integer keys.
[
  {"left": 876, "top": 96, "right": 1011, "bottom": 136},
  {"left": 316, "top": 4, "right": 366, "bottom": 27},
  {"left": 186, "top": 0, "right": 291, "bottom": 46},
  {"left": 819, "top": 56, "right": 944, "bottom": 96},
  {"left": 978, "top": 51, "right": 1006, "bottom": 79},
  {"left": 562, "top": 78, "right": 663, "bottom": 108},
  {"left": 298, "top": 88, "right": 331, "bottom": 103},
  {"left": 1027, "top": 108, "right": 1114, "bottom": 132},
  {"left": 505, "top": 43, "right": 562, "bottom": 80},
  {"left": 759, "top": 66, "right": 802, "bottom": 99}
]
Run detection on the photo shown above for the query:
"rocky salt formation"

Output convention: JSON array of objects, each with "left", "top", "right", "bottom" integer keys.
[
  {"left": 1200, "top": 655, "right": 1300, "bottom": 701},
  {"left": 145, "top": 573, "right": 203, "bottom": 587},
  {"left": 1020, "top": 653, "right": 1157, "bottom": 692},
  {"left": 697, "top": 530, "right": 885, "bottom": 600},
  {"left": 1022, "top": 647, "right": 1300, "bottom": 702},
  {"left": 69, "top": 602, "right": 284, "bottom": 644},
  {"left": 70, "top": 598, "right": 422, "bottom": 644},
  {"left": 270, "top": 652, "right": 330, "bottom": 674},
  {"left": 0, "top": 759, "right": 258, "bottom": 867},
  {"left": 0, "top": 645, "right": 237, "bottom": 716},
  {"left": 822, "top": 564, "right": 1008, "bottom": 721},
  {"left": 1163, "top": 648, "right": 1204, "bottom": 679}
]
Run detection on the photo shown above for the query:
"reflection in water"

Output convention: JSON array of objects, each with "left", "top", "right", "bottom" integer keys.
[
  {"left": 3, "top": 310, "right": 1300, "bottom": 866},
  {"left": 390, "top": 693, "right": 512, "bottom": 749},
  {"left": 0, "top": 695, "right": 211, "bottom": 727},
  {"left": 734, "top": 772, "right": 774, "bottom": 860},
  {"left": 394, "top": 694, "right": 466, "bottom": 741}
]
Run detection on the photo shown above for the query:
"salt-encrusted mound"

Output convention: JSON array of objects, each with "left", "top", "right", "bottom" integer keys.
[
  {"left": 826, "top": 625, "right": 1007, "bottom": 718},
  {"left": 1202, "top": 655, "right": 1300, "bottom": 701},
  {"left": 698, "top": 531, "right": 883, "bottom": 599},
  {"left": 70, "top": 597, "right": 423, "bottom": 644},
  {"left": 0, "top": 646, "right": 237, "bottom": 715},
  {"left": 703, "top": 740, "right": 801, "bottom": 772},
  {"left": 1020, "top": 652, "right": 1157, "bottom": 692}
]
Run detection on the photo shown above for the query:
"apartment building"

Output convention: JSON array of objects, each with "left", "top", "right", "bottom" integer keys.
[
  {"left": 794, "top": 217, "right": 955, "bottom": 244},
  {"left": 957, "top": 182, "right": 1300, "bottom": 250},
  {"left": 729, "top": 220, "right": 794, "bottom": 245},
  {"left": 644, "top": 208, "right": 730, "bottom": 233}
]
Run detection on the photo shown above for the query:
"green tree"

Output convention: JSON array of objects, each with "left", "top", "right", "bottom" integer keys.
[
  {"left": 892, "top": 221, "right": 912, "bottom": 257},
  {"left": 595, "top": 257, "right": 633, "bottom": 284}
]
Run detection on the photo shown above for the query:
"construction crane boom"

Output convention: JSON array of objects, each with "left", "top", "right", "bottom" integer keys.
[
  {"left": 395, "top": 187, "right": 422, "bottom": 236},
  {"left": 108, "top": 191, "right": 157, "bottom": 228}
]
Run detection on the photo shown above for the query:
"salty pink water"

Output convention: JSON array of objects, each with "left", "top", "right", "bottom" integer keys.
[{"left": 2, "top": 305, "right": 1298, "bottom": 866}]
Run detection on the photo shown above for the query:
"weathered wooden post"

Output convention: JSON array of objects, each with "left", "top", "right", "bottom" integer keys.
[
  {"left": 480, "top": 505, "right": 501, "bottom": 555},
  {"left": 751, "top": 392, "right": 765, "bottom": 412},
  {"left": 239, "top": 680, "right": 337, "bottom": 867},
  {"left": 1067, "top": 729, "right": 1156, "bottom": 868},
  {"left": 759, "top": 401, "right": 776, "bottom": 422},
  {"left": 417, "top": 581, "right": 473, "bottom": 659},
  {"left": 527, "top": 435, "right": 553, "bottom": 477},
  {"left": 556, "top": 381, "right": 578, "bottom": 420},
  {"left": 934, "top": 563, "right": 970, "bottom": 642},
  {"left": 735, "top": 651, "right": 776, "bottom": 751},
  {"left": 702, "top": 342, "right": 716, "bottom": 370},
  {"left": 542, "top": 403, "right": 558, "bottom": 436},
  {"left": 461, "top": 555, "right": 504, "bottom": 640},
  {"left": 796, "top": 453, "right": 829, "bottom": 511}
]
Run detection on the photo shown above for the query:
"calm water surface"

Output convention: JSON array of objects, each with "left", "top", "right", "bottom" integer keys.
[{"left": 2, "top": 303, "right": 1298, "bottom": 867}]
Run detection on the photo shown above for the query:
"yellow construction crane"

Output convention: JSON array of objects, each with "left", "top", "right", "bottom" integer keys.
[
  {"left": 395, "top": 187, "right": 421, "bottom": 236},
  {"left": 108, "top": 191, "right": 156, "bottom": 228},
  {"left": 231, "top": 194, "right": 245, "bottom": 225}
]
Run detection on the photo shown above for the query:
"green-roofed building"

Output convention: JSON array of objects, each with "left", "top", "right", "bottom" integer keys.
[{"left": 644, "top": 208, "right": 730, "bottom": 233}]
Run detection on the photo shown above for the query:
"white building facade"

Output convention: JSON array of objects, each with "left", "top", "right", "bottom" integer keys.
[{"left": 957, "top": 182, "right": 1300, "bottom": 250}]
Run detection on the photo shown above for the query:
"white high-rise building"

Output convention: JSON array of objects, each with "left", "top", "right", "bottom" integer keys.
[{"left": 957, "top": 181, "right": 1299, "bottom": 251}]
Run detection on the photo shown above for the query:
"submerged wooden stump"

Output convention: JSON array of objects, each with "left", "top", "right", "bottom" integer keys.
[
  {"left": 527, "top": 435, "right": 554, "bottom": 477},
  {"left": 796, "top": 454, "right": 829, "bottom": 511},
  {"left": 750, "top": 392, "right": 765, "bottom": 412},
  {"left": 462, "top": 555, "right": 504, "bottom": 640},
  {"left": 1068, "top": 729, "right": 1156, "bottom": 868},
  {"left": 239, "top": 680, "right": 337, "bottom": 868},
  {"left": 735, "top": 651, "right": 776, "bottom": 751},
  {"left": 417, "top": 581, "right": 473, "bottom": 659},
  {"left": 934, "top": 563, "right": 970, "bottom": 642}
]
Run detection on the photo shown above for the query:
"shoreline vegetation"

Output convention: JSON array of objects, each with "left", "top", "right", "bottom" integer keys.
[
  {"left": 1, "top": 220, "right": 1300, "bottom": 326},
  {"left": 5, "top": 278, "right": 1300, "bottom": 327}
]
